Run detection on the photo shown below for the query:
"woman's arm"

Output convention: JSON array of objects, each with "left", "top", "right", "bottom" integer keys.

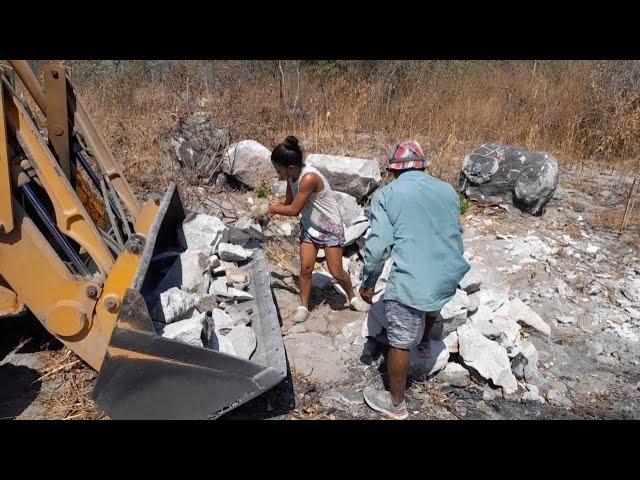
[{"left": 269, "top": 174, "right": 317, "bottom": 217}]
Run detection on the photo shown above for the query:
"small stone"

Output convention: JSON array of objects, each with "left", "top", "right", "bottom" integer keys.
[
  {"left": 274, "top": 223, "right": 293, "bottom": 237},
  {"left": 221, "top": 287, "right": 254, "bottom": 301},
  {"left": 321, "top": 388, "right": 364, "bottom": 407},
  {"left": 586, "top": 340, "right": 604, "bottom": 356},
  {"left": 588, "top": 280, "right": 604, "bottom": 296},
  {"left": 586, "top": 245, "right": 599, "bottom": 254},
  {"left": 208, "top": 255, "right": 221, "bottom": 270},
  {"left": 226, "top": 268, "right": 250, "bottom": 285},
  {"left": 209, "top": 276, "right": 229, "bottom": 296},
  {"left": 153, "top": 287, "right": 197, "bottom": 323},
  {"left": 217, "top": 242, "right": 254, "bottom": 262},
  {"left": 483, "top": 388, "right": 500, "bottom": 401},
  {"left": 441, "top": 289, "right": 470, "bottom": 321},
  {"left": 443, "top": 331, "right": 459, "bottom": 353},
  {"left": 517, "top": 340, "right": 543, "bottom": 385},
  {"left": 624, "top": 306, "right": 640, "bottom": 320},
  {"left": 234, "top": 216, "right": 264, "bottom": 241},
  {"left": 161, "top": 311, "right": 206, "bottom": 347},
  {"left": 436, "top": 363, "right": 470, "bottom": 387},
  {"left": 495, "top": 298, "right": 551, "bottom": 336},
  {"left": 210, "top": 308, "right": 241, "bottom": 330},
  {"left": 547, "top": 389, "right": 573, "bottom": 407},
  {"left": 596, "top": 355, "right": 619, "bottom": 368},
  {"left": 204, "top": 330, "right": 237, "bottom": 355},
  {"left": 288, "top": 324, "right": 307, "bottom": 334},
  {"left": 195, "top": 293, "right": 218, "bottom": 313},
  {"left": 467, "top": 292, "right": 480, "bottom": 314},
  {"left": 225, "top": 304, "right": 252, "bottom": 326},
  {"left": 521, "top": 390, "right": 546, "bottom": 403},
  {"left": 179, "top": 213, "right": 229, "bottom": 251},
  {"left": 213, "top": 260, "right": 237, "bottom": 275},
  {"left": 409, "top": 340, "right": 449, "bottom": 376},
  {"left": 312, "top": 270, "right": 333, "bottom": 289},
  {"left": 209, "top": 277, "right": 253, "bottom": 301},
  {"left": 344, "top": 220, "right": 370, "bottom": 246},
  {"left": 223, "top": 326, "right": 257, "bottom": 360}
]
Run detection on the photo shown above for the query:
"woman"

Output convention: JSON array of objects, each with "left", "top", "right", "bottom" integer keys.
[{"left": 251, "top": 136, "right": 370, "bottom": 323}]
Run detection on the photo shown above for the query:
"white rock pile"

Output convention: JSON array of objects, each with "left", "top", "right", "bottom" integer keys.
[
  {"left": 150, "top": 213, "right": 258, "bottom": 360},
  {"left": 348, "top": 259, "right": 554, "bottom": 399}
]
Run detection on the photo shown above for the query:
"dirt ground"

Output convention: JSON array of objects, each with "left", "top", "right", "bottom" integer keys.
[{"left": 2, "top": 163, "right": 639, "bottom": 420}]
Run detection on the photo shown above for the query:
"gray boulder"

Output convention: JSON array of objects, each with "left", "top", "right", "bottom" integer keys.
[
  {"left": 306, "top": 153, "right": 381, "bottom": 200},
  {"left": 459, "top": 143, "right": 559, "bottom": 215},
  {"left": 222, "top": 140, "right": 275, "bottom": 190}
]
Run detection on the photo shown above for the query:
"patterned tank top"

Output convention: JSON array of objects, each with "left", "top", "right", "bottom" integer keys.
[{"left": 288, "top": 165, "right": 346, "bottom": 247}]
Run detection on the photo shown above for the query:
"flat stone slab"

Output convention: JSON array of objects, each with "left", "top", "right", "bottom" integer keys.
[{"left": 283, "top": 332, "right": 350, "bottom": 384}]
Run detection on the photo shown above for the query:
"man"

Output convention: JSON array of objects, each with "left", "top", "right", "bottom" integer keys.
[{"left": 359, "top": 140, "right": 470, "bottom": 420}]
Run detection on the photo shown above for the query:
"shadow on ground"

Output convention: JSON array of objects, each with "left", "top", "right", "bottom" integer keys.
[
  {"left": 0, "top": 313, "right": 61, "bottom": 419},
  {"left": 221, "top": 366, "right": 296, "bottom": 420}
]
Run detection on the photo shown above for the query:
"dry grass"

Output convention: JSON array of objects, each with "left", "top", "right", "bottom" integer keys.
[
  {"left": 33, "top": 60, "right": 637, "bottom": 195},
  {"left": 36, "top": 349, "right": 106, "bottom": 420}
]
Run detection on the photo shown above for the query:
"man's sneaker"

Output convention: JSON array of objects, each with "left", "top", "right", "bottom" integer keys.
[
  {"left": 363, "top": 386, "right": 409, "bottom": 420},
  {"left": 350, "top": 296, "right": 371, "bottom": 312},
  {"left": 291, "top": 306, "right": 310, "bottom": 324}
]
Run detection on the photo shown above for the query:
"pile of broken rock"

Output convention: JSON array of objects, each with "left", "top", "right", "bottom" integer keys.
[
  {"left": 333, "top": 260, "right": 558, "bottom": 405},
  {"left": 147, "top": 213, "right": 261, "bottom": 360}
]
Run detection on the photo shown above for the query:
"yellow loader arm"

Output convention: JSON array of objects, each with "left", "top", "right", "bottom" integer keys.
[{"left": 0, "top": 61, "right": 286, "bottom": 419}]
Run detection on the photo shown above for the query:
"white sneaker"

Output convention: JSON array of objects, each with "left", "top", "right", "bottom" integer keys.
[
  {"left": 292, "top": 306, "right": 310, "bottom": 323},
  {"left": 350, "top": 296, "right": 371, "bottom": 312}
]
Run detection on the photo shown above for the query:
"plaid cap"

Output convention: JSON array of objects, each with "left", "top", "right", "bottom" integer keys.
[{"left": 387, "top": 140, "right": 427, "bottom": 170}]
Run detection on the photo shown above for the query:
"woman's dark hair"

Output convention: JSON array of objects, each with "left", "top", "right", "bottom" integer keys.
[{"left": 271, "top": 136, "right": 304, "bottom": 167}]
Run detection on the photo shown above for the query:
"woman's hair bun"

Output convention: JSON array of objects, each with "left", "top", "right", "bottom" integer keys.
[{"left": 283, "top": 135, "right": 300, "bottom": 151}]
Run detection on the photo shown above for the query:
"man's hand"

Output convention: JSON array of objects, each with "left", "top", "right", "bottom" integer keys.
[
  {"left": 250, "top": 203, "right": 270, "bottom": 221},
  {"left": 359, "top": 286, "right": 374, "bottom": 305}
]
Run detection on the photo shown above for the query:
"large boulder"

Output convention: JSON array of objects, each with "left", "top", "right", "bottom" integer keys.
[
  {"left": 222, "top": 140, "right": 275, "bottom": 190},
  {"left": 459, "top": 143, "right": 559, "bottom": 215},
  {"left": 457, "top": 324, "right": 519, "bottom": 394},
  {"left": 306, "top": 154, "right": 381, "bottom": 201}
]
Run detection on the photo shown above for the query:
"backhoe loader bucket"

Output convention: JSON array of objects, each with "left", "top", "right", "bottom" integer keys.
[{"left": 92, "top": 185, "right": 287, "bottom": 419}]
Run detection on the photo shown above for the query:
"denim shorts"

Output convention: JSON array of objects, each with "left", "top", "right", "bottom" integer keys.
[{"left": 384, "top": 299, "right": 441, "bottom": 350}]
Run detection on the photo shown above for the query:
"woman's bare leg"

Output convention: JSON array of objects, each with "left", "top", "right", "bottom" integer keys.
[
  {"left": 324, "top": 246, "right": 355, "bottom": 300},
  {"left": 299, "top": 241, "right": 319, "bottom": 309}
]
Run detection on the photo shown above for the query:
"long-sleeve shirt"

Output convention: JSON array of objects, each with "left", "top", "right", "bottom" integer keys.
[{"left": 361, "top": 170, "right": 470, "bottom": 312}]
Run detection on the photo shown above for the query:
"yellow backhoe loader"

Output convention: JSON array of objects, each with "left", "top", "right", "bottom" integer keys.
[{"left": 0, "top": 61, "right": 286, "bottom": 419}]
